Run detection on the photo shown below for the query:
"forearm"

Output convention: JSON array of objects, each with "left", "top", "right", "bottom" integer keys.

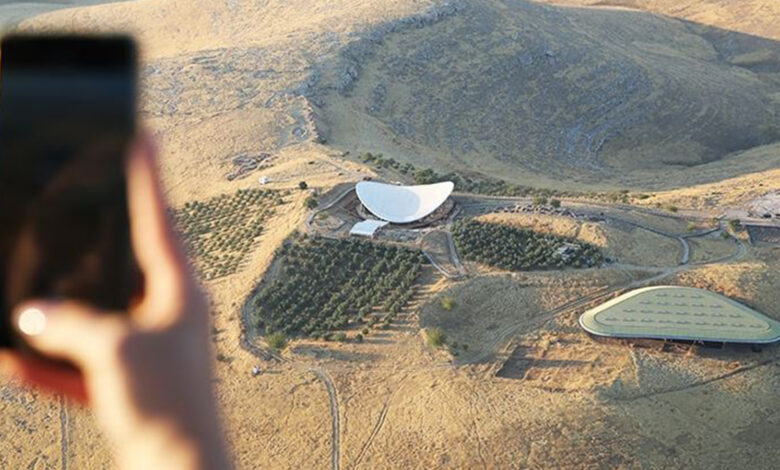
[{"left": 114, "top": 412, "right": 231, "bottom": 470}]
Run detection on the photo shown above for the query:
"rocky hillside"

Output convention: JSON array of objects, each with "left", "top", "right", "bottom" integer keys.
[
  {"left": 18, "top": 0, "right": 780, "bottom": 193},
  {"left": 314, "top": 0, "right": 780, "bottom": 189},
  {"left": 533, "top": 1, "right": 780, "bottom": 41}
]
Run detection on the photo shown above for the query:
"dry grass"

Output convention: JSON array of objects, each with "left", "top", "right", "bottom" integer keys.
[
  {"left": 1, "top": 1, "right": 779, "bottom": 469},
  {"left": 479, "top": 211, "right": 682, "bottom": 267},
  {"left": 478, "top": 212, "right": 581, "bottom": 238},
  {"left": 636, "top": 145, "right": 780, "bottom": 212},
  {"left": 324, "top": 0, "right": 780, "bottom": 190},
  {"left": 419, "top": 269, "right": 639, "bottom": 363},
  {"left": 532, "top": 0, "right": 780, "bottom": 40},
  {"left": 688, "top": 236, "right": 739, "bottom": 264}
]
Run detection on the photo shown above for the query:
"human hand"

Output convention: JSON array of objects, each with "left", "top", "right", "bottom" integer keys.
[{"left": 0, "top": 134, "right": 231, "bottom": 469}]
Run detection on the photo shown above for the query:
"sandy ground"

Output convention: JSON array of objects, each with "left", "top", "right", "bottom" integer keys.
[
  {"left": 478, "top": 211, "right": 683, "bottom": 267},
  {"left": 532, "top": 0, "right": 780, "bottom": 41},
  {"left": 0, "top": 1, "right": 779, "bottom": 469},
  {"left": 0, "top": 1, "right": 130, "bottom": 31},
  {"left": 638, "top": 148, "right": 780, "bottom": 213},
  {"left": 2, "top": 171, "right": 780, "bottom": 470}
]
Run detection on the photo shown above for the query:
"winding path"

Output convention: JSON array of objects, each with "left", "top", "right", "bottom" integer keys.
[
  {"left": 449, "top": 195, "right": 751, "bottom": 367},
  {"left": 421, "top": 229, "right": 466, "bottom": 279},
  {"left": 308, "top": 368, "right": 340, "bottom": 470},
  {"left": 244, "top": 191, "right": 752, "bottom": 469},
  {"left": 619, "top": 352, "right": 780, "bottom": 402},
  {"left": 351, "top": 375, "right": 408, "bottom": 469},
  {"left": 305, "top": 184, "right": 358, "bottom": 233},
  {"left": 457, "top": 196, "right": 720, "bottom": 266}
]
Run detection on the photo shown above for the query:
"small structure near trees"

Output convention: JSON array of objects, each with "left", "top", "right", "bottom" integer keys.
[{"left": 349, "top": 219, "right": 389, "bottom": 238}]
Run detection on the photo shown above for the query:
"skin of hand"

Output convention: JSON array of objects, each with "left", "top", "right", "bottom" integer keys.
[{"left": 0, "top": 135, "right": 231, "bottom": 470}]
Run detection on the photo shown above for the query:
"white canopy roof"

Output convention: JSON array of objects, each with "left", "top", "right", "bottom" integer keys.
[
  {"left": 579, "top": 286, "right": 780, "bottom": 344},
  {"left": 355, "top": 181, "right": 454, "bottom": 224},
  {"left": 349, "top": 219, "right": 389, "bottom": 237}
]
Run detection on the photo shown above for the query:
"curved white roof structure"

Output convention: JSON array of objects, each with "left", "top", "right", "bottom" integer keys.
[
  {"left": 355, "top": 181, "right": 454, "bottom": 224},
  {"left": 350, "top": 219, "right": 389, "bottom": 237},
  {"left": 579, "top": 286, "right": 780, "bottom": 344}
]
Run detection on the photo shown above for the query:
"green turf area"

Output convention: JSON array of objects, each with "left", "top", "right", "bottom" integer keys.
[
  {"left": 452, "top": 219, "right": 603, "bottom": 271},
  {"left": 249, "top": 235, "right": 425, "bottom": 337},
  {"left": 171, "top": 188, "right": 286, "bottom": 280}
]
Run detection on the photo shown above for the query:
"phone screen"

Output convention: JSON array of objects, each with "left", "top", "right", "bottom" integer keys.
[{"left": 0, "top": 35, "right": 139, "bottom": 348}]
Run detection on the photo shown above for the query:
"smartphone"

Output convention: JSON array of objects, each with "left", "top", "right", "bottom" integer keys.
[{"left": 0, "top": 35, "right": 140, "bottom": 349}]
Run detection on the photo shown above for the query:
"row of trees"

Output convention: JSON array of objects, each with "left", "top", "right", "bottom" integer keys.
[
  {"left": 452, "top": 220, "right": 604, "bottom": 271},
  {"left": 359, "top": 152, "right": 651, "bottom": 203},
  {"left": 171, "top": 188, "right": 284, "bottom": 280},
  {"left": 359, "top": 152, "right": 571, "bottom": 198},
  {"left": 250, "top": 235, "right": 426, "bottom": 337}
]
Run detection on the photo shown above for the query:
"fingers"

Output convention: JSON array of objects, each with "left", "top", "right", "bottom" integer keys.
[
  {"left": 0, "top": 351, "right": 88, "bottom": 403},
  {"left": 11, "top": 301, "right": 122, "bottom": 370},
  {"left": 125, "top": 134, "right": 190, "bottom": 318}
]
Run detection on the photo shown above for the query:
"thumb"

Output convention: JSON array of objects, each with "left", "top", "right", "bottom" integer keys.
[{"left": 13, "top": 301, "right": 125, "bottom": 368}]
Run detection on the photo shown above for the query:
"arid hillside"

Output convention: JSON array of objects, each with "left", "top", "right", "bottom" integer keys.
[
  {"left": 18, "top": 0, "right": 443, "bottom": 202},
  {"left": 533, "top": 1, "right": 780, "bottom": 40},
  {"left": 319, "top": 0, "right": 780, "bottom": 189},
  {"left": 18, "top": 0, "right": 780, "bottom": 194},
  {"left": 0, "top": 2, "right": 779, "bottom": 470}
]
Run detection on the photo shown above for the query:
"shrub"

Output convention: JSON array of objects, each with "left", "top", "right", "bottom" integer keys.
[
  {"left": 216, "top": 353, "right": 232, "bottom": 363},
  {"left": 334, "top": 332, "right": 347, "bottom": 342},
  {"left": 550, "top": 199, "right": 561, "bottom": 208},
  {"left": 250, "top": 236, "right": 424, "bottom": 338},
  {"left": 298, "top": 181, "right": 308, "bottom": 190},
  {"left": 426, "top": 327, "right": 446, "bottom": 347},
  {"left": 354, "top": 333, "right": 364, "bottom": 343},
  {"left": 533, "top": 195, "right": 548, "bottom": 206},
  {"left": 305, "top": 197, "right": 319, "bottom": 209},
  {"left": 171, "top": 188, "right": 282, "bottom": 280},
  {"left": 666, "top": 205, "right": 679, "bottom": 213},
  {"left": 452, "top": 219, "right": 603, "bottom": 271},
  {"left": 727, "top": 219, "right": 742, "bottom": 232},
  {"left": 266, "top": 332, "right": 288, "bottom": 350},
  {"left": 440, "top": 297, "right": 456, "bottom": 311}
]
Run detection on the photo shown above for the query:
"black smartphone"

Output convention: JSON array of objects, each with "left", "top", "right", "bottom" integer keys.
[{"left": 0, "top": 35, "right": 140, "bottom": 349}]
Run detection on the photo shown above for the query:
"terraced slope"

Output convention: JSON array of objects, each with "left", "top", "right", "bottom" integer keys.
[{"left": 319, "top": 0, "right": 780, "bottom": 188}]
